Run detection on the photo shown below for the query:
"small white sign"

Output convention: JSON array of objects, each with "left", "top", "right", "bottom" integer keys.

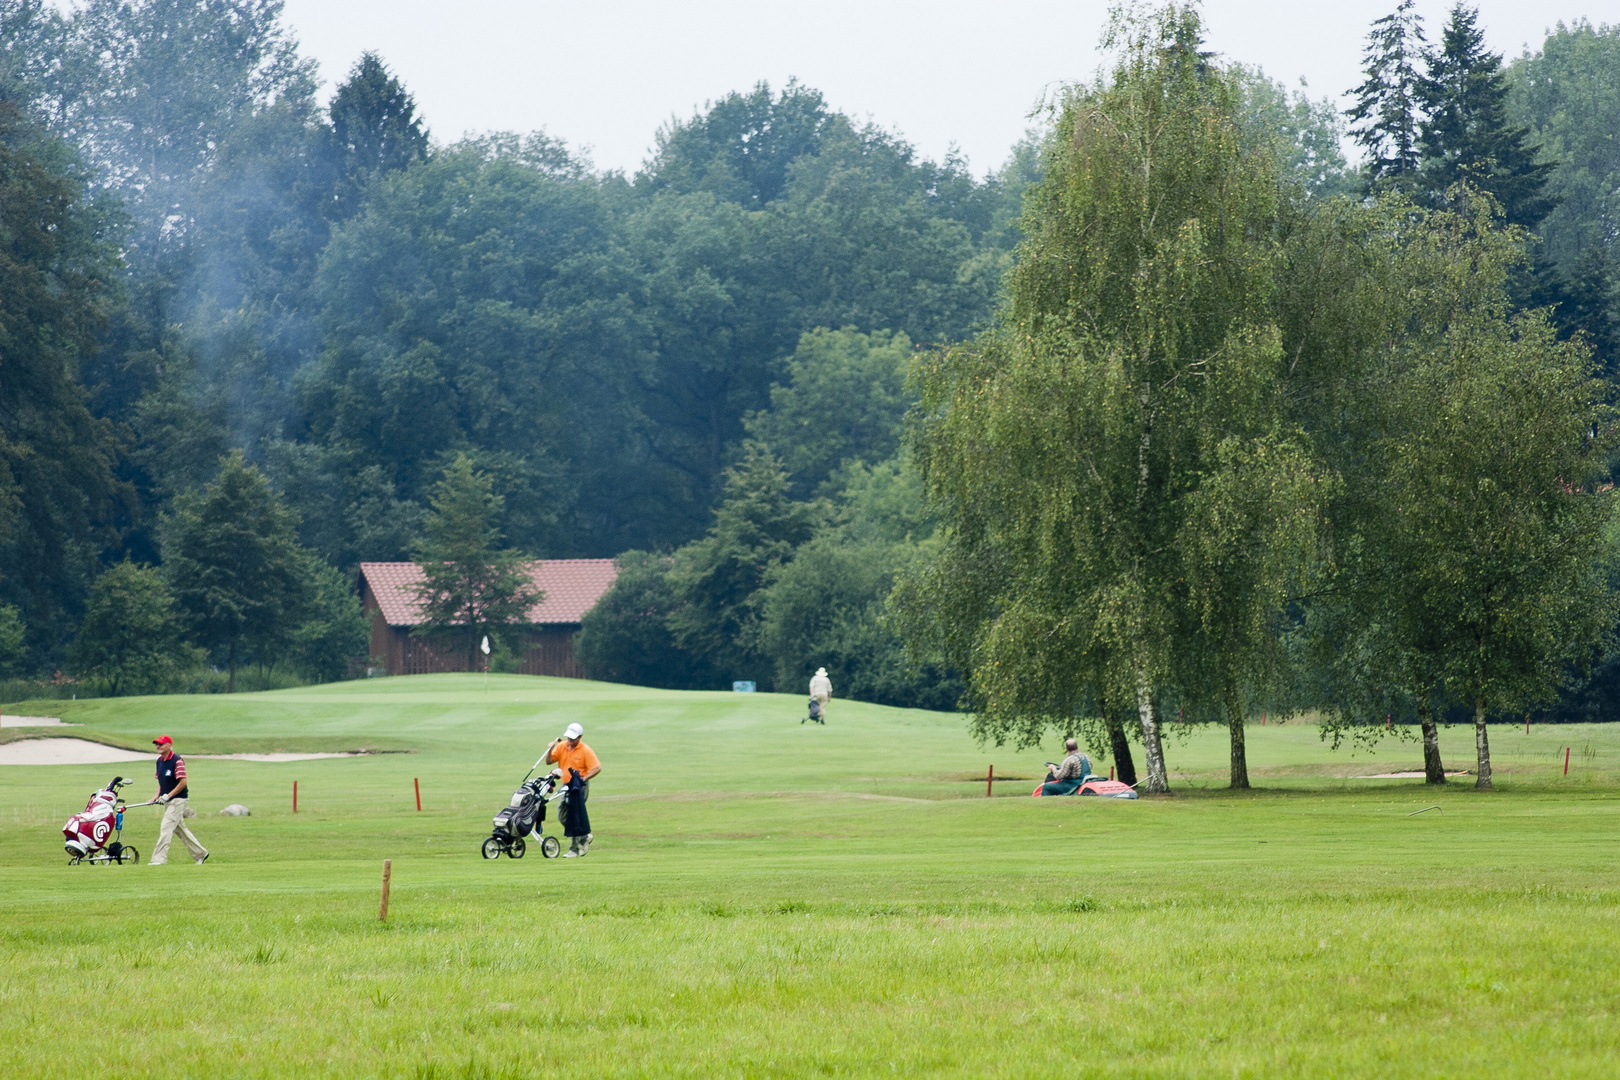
[{"left": 732, "top": 681, "right": 756, "bottom": 693}]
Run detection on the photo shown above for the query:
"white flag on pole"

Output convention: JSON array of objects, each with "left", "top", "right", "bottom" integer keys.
[{"left": 480, "top": 635, "right": 491, "bottom": 656}]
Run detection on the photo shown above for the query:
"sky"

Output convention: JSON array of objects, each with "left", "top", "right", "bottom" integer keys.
[{"left": 277, "top": 0, "right": 1604, "bottom": 176}]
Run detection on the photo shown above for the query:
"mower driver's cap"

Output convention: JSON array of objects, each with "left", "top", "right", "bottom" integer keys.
[
  {"left": 152, "top": 735, "right": 173, "bottom": 746},
  {"left": 564, "top": 723, "right": 583, "bottom": 740}
]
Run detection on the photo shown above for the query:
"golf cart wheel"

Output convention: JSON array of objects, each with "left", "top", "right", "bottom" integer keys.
[
  {"left": 481, "top": 837, "right": 503, "bottom": 860},
  {"left": 119, "top": 846, "right": 139, "bottom": 865},
  {"left": 541, "top": 836, "right": 560, "bottom": 859},
  {"left": 508, "top": 837, "right": 526, "bottom": 859}
]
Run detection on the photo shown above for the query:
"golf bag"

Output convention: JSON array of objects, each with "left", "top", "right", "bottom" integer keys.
[
  {"left": 483, "top": 768, "right": 563, "bottom": 859},
  {"left": 63, "top": 777, "right": 139, "bottom": 863}
]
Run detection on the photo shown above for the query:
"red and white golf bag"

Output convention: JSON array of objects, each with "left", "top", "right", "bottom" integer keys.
[{"left": 63, "top": 786, "right": 120, "bottom": 858}]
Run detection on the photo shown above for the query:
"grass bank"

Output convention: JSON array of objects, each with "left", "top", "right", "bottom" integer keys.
[{"left": 1, "top": 675, "right": 1615, "bottom": 1078}]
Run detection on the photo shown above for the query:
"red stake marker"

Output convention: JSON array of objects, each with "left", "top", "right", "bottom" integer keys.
[
  {"left": 414, "top": 777, "right": 421, "bottom": 812},
  {"left": 986, "top": 764, "right": 994, "bottom": 798},
  {"left": 1565, "top": 747, "right": 1571, "bottom": 776},
  {"left": 293, "top": 780, "right": 298, "bottom": 813},
  {"left": 1110, "top": 766, "right": 1115, "bottom": 782}
]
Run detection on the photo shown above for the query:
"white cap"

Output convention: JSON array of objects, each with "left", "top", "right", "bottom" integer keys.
[{"left": 564, "top": 723, "right": 583, "bottom": 740}]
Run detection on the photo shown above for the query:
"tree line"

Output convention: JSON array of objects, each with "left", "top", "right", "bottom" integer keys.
[
  {"left": 893, "top": 3, "right": 1620, "bottom": 793},
  {"left": 3, "top": 0, "right": 1620, "bottom": 739}
]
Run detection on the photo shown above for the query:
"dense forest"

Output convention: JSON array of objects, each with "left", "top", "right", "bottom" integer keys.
[{"left": 2, "top": 1, "right": 1619, "bottom": 730}]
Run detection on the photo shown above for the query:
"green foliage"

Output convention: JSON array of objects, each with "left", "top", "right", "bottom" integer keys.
[
  {"left": 0, "top": 102, "right": 125, "bottom": 667},
  {"left": 903, "top": 4, "right": 1294, "bottom": 793},
  {"left": 163, "top": 451, "right": 311, "bottom": 691},
  {"left": 1420, "top": 4, "right": 1555, "bottom": 230},
  {"left": 324, "top": 51, "right": 428, "bottom": 220},
  {"left": 66, "top": 560, "right": 195, "bottom": 695},
  {"left": 1347, "top": 0, "right": 1428, "bottom": 187},
  {"left": 0, "top": 603, "right": 24, "bottom": 676},
  {"left": 1232, "top": 65, "right": 1350, "bottom": 198},
  {"left": 303, "top": 135, "right": 635, "bottom": 557},
  {"left": 576, "top": 551, "right": 712, "bottom": 690},
  {"left": 744, "top": 328, "right": 914, "bottom": 497},
  {"left": 285, "top": 558, "right": 369, "bottom": 682},
  {"left": 410, "top": 454, "right": 542, "bottom": 671},
  {"left": 667, "top": 445, "right": 825, "bottom": 686}
]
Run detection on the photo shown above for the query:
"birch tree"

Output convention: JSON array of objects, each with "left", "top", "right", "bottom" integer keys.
[{"left": 900, "top": 4, "right": 1305, "bottom": 792}]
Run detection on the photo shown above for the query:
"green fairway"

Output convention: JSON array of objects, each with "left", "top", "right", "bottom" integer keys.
[{"left": 2, "top": 676, "right": 1616, "bottom": 1079}]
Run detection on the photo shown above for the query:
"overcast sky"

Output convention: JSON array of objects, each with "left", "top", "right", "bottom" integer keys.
[{"left": 278, "top": 1, "right": 1602, "bottom": 176}]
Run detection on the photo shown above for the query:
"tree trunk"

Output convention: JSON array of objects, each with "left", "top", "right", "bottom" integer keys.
[
  {"left": 1474, "top": 694, "right": 1492, "bottom": 790},
  {"left": 1104, "top": 705, "right": 1138, "bottom": 787},
  {"left": 1135, "top": 675, "right": 1171, "bottom": 794},
  {"left": 1418, "top": 698, "right": 1446, "bottom": 785},
  {"left": 1227, "top": 692, "right": 1249, "bottom": 790},
  {"left": 227, "top": 640, "right": 237, "bottom": 694}
]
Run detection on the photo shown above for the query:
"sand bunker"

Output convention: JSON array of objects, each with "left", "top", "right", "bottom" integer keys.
[
  {"left": 1353, "top": 770, "right": 1470, "bottom": 779},
  {"left": 0, "top": 738, "right": 151, "bottom": 765},
  {"left": 0, "top": 715, "right": 76, "bottom": 728},
  {"left": 195, "top": 752, "right": 374, "bottom": 762},
  {"left": 0, "top": 739, "right": 380, "bottom": 765}
]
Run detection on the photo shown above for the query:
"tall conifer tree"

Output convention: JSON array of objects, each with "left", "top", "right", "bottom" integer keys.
[{"left": 1347, "top": 0, "right": 1428, "bottom": 189}]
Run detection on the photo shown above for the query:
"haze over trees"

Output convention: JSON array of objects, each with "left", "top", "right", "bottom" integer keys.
[{"left": 1, "top": 0, "right": 1618, "bottom": 771}]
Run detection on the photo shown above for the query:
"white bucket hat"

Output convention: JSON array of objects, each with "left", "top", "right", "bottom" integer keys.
[
  {"left": 564, "top": 723, "right": 584, "bottom": 740},
  {"left": 815, "top": 667, "right": 828, "bottom": 676}
]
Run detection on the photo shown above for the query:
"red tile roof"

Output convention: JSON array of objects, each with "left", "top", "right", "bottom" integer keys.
[{"left": 359, "top": 560, "right": 619, "bottom": 627}]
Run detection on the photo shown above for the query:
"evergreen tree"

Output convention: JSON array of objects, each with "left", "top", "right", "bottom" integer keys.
[
  {"left": 325, "top": 51, "right": 429, "bottom": 220},
  {"left": 67, "top": 561, "right": 194, "bottom": 695},
  {"left": 285, "top": 559, "right": 370, "bottom": 681},
  {"left": 666, "top": 444, "right": 824, "bottom": 686},
  {"left": 410, "top": 455, "right": 542, "bottom": 671},
  {"left": 0, "top": 102, "right": 125, "bottom": 668},
  {"left": 1347, "top": 0, "right": 1428, "bottom": 189},
  {"left": 0, "top": 603, "right": 23, "bottom": 676},
  {"left": 1420, "top": 3, "right": 1555, "bottom": 228},
  {"left": 163, "top": 451, "right": 310, "bottom": 691}
]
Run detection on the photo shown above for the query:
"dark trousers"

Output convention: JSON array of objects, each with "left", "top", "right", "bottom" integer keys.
[
  {"left": 562, "top": 779, "right": 591, "bottom": 837},
  {"left": 1041, "top": 777, "right": 1082, "bottom": 796}
]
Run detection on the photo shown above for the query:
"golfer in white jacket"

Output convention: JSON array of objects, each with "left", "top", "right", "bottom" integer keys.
[{"left": 809, "top": 667, "right": 832, "bottom": 718}]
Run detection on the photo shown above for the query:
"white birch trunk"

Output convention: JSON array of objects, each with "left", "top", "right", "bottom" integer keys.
[
  {"left": 1135, "top": 676, "right": 1171, "bottom": 794},
  {"left": 1474, "top": 694, "right": 1492, "bottom": 790}
]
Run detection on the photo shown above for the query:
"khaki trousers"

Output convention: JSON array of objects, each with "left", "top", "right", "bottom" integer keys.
[{"left": 151, "top": 798, "right": 208, "bottom": 864}]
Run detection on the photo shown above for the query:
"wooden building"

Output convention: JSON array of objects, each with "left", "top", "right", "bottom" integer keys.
[{"left": 357, "top": 560, "right": 618, "bottom": 678}]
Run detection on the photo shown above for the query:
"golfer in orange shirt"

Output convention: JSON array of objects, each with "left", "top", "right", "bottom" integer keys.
[{"left": 544, "top": 722, "right": 601, "bottom": 856}]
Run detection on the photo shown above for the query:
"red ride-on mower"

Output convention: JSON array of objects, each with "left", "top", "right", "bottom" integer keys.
[{"left": 1031, "top": 766, "right": 1140, "bottom": 799}]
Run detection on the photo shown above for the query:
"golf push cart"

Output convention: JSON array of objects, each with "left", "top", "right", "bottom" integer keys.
[
  {"left": 63, "top": 776, "right": 143, "bottom": 864},
  {"left": 482, "top": 756, "right": 568, "bottom": 860}
]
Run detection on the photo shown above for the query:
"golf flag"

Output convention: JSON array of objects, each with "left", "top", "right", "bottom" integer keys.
[{"left": 480, "top": 635, "right": 491, "bottom": 656}]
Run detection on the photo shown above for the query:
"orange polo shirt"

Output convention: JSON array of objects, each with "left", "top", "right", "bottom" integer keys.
[{"left": 550, "top": 740, "right": 599, "bottom": 783}]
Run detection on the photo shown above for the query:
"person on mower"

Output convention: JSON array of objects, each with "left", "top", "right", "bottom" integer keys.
[
  {"left": 150, "top": 735, "right": 209, "bottom": 865},
  {"left": 544, "top": 722, "right": 600, "bottom": 857},
  {"left": 1040, "top": 739, "right": 1093, "bottom": 796}
]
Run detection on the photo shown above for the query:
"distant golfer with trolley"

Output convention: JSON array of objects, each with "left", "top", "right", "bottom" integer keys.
[
  {"left": 149, "top": 735, "right": 208, "bottom": 866},
  {"left": 543, "top": 723, "right": 600, "bottom": 857},
  {"left": 808, "top": 667, "right": 832, "bottom": 723}
]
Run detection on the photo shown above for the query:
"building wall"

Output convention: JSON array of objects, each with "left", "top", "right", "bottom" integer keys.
[{"left": 359, "top": 582, "right": 586, "bottom": 678}]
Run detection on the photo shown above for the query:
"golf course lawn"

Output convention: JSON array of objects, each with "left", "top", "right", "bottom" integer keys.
[{"left": 1, "top": 675, "right": 1616, "bottom": 1078}]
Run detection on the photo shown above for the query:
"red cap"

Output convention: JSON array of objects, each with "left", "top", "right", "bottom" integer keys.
[{"left": 152, "top": 735, "right": 173, "bottom": 746}]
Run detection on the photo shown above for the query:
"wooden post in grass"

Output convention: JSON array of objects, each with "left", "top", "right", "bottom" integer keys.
[
  {"left": 1565, "top": 747, "right": 1570, "bottom": 776},
  {"left": 379, "top": 859, "right": 391, "bottom": 921},
  {"left": 414, "top": 777, "right": 421, "bottom": 811},
  {"left": 293, "top": 780, "right": 298, "bottom": 813},
  {"left": 986, "top": 764, "right": 993, "bottom": 797}
]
